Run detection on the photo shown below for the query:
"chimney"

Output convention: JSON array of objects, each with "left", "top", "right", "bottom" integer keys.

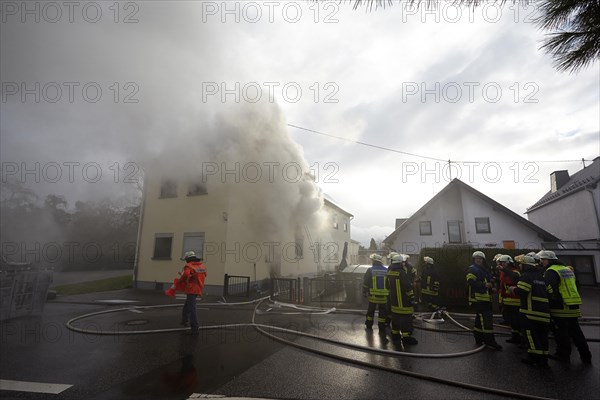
[
  {"left": 550, "top": 170, "right": 570, "bottom": 193},
  {"left": 395, "top": 218, "right": 408, "bottom": 229}
]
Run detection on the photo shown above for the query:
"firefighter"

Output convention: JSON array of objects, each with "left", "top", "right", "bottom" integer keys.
[
  {"left": 420, "top": 256, "right": 440, "bottom": 311},
  {"left": 386, "top": 254, "right": 418, "bottom": 344},
  {"left": 178, "top": 251, "right": 207, "bottom": 335},
  {"left": 466, "top": 251, "right": 502, "bottom": 350},
  {"left": 540, "top": 250, "right": 592, "bottom": 364},
  {"left": 362, "top": 254, "right": 388, "bottom": 332},
  {"left": 497, "top": 254, "right": 522, "bottom": 344},
  {"left": 510, "top": 255, "right": 551, "bottom": 367}
]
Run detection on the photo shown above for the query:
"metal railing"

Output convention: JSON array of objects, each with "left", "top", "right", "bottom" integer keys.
[
  {"left": 1, "top": 268, "right": 53, "bottom": 321},
  {"left": 223, "top": 274, "right": 251, "bottom": 298},
  {"left": 271, "top": 278, "right": 298, "bottom": 303}
]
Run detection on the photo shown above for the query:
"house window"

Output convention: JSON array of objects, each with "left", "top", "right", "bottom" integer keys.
[
  {"left": 187, "top": 183, "right": 207, "bottom": 196},
  {"left": 160, "top": 180, "right": 177, "bottom": 198},
  {"left": 419, "top": 221, "right": 432, "bottom": 236},
  {"left": 153, "top": 233, "right": 173, "bottom": 259},
  {"left": 182, "top": 232, "right": 205, "bottom": 260},
  {"left": 475, "top": 217, "right": 491, "bottom": 233},
  {"left": 332, "top": 214, "right": 338, "bottom": 230},
  {"left": 447, "top": 221, "right": 462, "bottom": 243},
  {"left": 343, "top": 223, "right": 348, "bottom": 232}
]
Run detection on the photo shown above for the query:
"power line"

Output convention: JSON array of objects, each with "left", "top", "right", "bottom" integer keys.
[{"left": 287, "top": 123, "right": 595, "bottom": 165}]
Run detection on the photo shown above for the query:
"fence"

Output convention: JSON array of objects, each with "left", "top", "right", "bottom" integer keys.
[
  {"left": 0, "top": 268, "right": 53, "bottom": 321},
  {"left": 271, "top": 278, "right": 299, "bottom": 303},
  {"left": 223, "top": 274, "right": 251, "bottom": 298}
]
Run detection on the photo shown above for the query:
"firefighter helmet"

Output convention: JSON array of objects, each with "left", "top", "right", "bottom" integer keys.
[
  {"left": 391, "top": 254, "right": 403, "bottom": 264},
  {"left": 522, "top": 255, "right": 537, "bottom": 266},
  {"left": 370, "top": 253, "right": 384, "bottom": 263},
  {"left": 472, "top": 251, "right": 486, "bottom": 259},
  {"left": 497, "top": 255, "right": 513, "bottom": 263},
  {"left": 493, "top": 253, "right": 503, "bottom": 262},
  {"left": 423, "top": 256, "right": 434, "bottom": 264},
  {"left": 181, "top": 251, "right": 198, "bottom": 261},
  {"left": 536, "top": 250, "right": 557, "bottom": 260}
]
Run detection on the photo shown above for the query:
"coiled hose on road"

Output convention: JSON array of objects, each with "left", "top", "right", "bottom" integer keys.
[{"left": 65, "top": 297, "right": 599, "bottom": 400}]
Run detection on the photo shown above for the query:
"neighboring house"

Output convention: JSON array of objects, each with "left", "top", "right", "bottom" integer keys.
[
  {"left": 383, "top": 179, "right": 558, "bottom": 257},
  {"left": 133, "top": 175, "right": 355, "bottom": 293},
  {"left": 526, "top": 156, "right": 600, "bottom": 285}
]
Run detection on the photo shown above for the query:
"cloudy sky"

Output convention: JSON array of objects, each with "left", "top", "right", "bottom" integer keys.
[{"left": 1, "top": 0, "right": 599, "bottom": 246}]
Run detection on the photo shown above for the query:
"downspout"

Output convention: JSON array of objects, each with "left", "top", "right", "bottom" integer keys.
[{"left": 133, "top": 170, "right": 147, "bottom": 288}]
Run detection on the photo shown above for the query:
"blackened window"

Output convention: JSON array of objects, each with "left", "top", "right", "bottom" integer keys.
[{"left": 160, "top": 180, "right": 177, "bottom": 198}]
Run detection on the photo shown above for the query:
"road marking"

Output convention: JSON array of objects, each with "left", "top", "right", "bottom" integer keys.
[
  {"left": 128, "top": 308, "right": 144, "bottom": 314},
  {"left": 0, "top": 379, "right": 72, "bottom": 394}
]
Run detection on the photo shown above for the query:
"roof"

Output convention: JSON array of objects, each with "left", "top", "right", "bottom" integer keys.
[
  {"left": 527, "top": 157, "right": 600, "bottom": 213},
  {"left": 323, "top": 193, "right": 353, "bottom": 218},
  {"left": 383, "top": 179, "right": 559, "bottom": 245}
]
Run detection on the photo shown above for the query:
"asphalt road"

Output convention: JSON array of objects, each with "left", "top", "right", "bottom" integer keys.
[{"left": 1, "top": 288, "right": 599, "bottom": 400}]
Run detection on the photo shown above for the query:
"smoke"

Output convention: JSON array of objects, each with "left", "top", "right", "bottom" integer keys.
[{"left": 143, "top": 100, "right": 328, "bottom": 244}]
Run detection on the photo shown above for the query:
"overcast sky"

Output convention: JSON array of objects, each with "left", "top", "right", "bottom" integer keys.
[{"left": 1, "top": 0, "right": 599, "bottom": 246}]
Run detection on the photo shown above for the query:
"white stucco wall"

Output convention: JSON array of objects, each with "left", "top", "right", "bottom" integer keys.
[{"left": 528, "top": 188, "right": 600, "bottom": 241}]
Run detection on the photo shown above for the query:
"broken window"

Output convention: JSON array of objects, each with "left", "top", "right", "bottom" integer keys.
[
  {"left": 160, "top": 179, "right": 177, "bottom": 198},
  {"left": 187, "top": 182, "right": 207, "bottom": 196}
]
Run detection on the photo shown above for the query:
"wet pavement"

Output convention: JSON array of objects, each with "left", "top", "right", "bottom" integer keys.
[{"left": 1, "top": 287, "right": 599, "bottom": 400}]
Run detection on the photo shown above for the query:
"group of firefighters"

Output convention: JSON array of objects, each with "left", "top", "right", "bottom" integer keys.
[
  {"left": 362, "top": 252, "right": 440, "bottom": 344},
  {"left": 468, "top": 250, "right": 591, "bottom": 367},
  {"left": 363, "top": 249, "right": 592, "bottom": 367}
]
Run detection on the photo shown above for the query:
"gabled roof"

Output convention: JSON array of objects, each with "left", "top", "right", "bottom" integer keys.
[
  {"left": 527, "top": 157, "right": 600, "bottom": 213},
  {"left": 323, "top": 193, "right": 353, "bottom": 218},
  {"left": 383, "top": 179, "right": 558, "bottom": 245}
]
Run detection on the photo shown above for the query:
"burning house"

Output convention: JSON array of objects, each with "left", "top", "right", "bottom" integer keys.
[{"left": 132, "top": 103, "right": 355, "bottom": 293}]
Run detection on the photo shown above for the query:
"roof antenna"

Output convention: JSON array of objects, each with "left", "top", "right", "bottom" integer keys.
[
  {"left": 582, "top": 158, "right": 586, "bottom": 168},
  {"left": 448, "top": 160, "right": 452, "bottom": 180}
]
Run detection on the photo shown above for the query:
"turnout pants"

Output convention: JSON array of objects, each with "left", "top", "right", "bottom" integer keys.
[
  {"left": 520, "top": 315, "right": 549, "bottom": 363},
  {"left": 472, "top": 301, "right": 495, "bottom": 345},
  {"left": 390, "top": 312, "right": 414, "bottom": 340},
  {"left": 421, "top": 294, "right": 439, "bottom": 310},
  {"left": 552, "top": 316, "right": 592, "bottom": 361},
  {"left": 182, "top": 294, "right": 199, "bottom": 330},
  {"left": 502, "top": 304, "right": 521, "bottom": 340},
  {"left": 366, "top": 301, "right": 388, "bottom": 328}
]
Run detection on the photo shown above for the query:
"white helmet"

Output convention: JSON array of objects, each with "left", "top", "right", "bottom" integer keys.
[
  {"left": 497, "top": 255, "right": 513, "bottom": 263},
  {"left": 401, "top": 254, "right": 410, "bottom": 262},
  {"left": 472, "top": 251, "right": 486, "bottom": 259},
  {"left": 423, "top": 256, "right": 434, "bottom": 265},
  {"left": 536, "top": 250, "right": 557, "bottom": 260},
  {"left": 522, "top": 255, "right": 537, "bottom": 266},
  {"left": 391, "top": 254, "right": 403, "bottom": 264},
  {"left": 370, "top": 253, "right": 384, "bottom": 263}
]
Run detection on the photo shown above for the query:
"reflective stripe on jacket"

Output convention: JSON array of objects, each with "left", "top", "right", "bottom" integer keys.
[
  {"left": 421, "top": 264, "right": 440, "bottom": 296},
  {"left": 386, "top": 265, "right": 414, "bottom": 314},
  {"left": 466, "top": 264, "right": 492, "bottom": 305},
  {"left": 545, "top": 264, "right": 582, "bottom": 318},
  {"left": 500, "top": 267, "right": 521, "bottom": 306},
  {"left": 515, "top": 268, "right": 551, "bottom": 323},
  {"left": 180, "top": 261, "right": 207, "bottom": 295},
  {"left": 363, "top": 264, "right": 389, "bottom": 304}
]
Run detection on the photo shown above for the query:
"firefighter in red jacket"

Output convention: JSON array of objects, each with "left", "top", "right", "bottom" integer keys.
[
  {"left": 497, "top": 254, "right": 522, "bottom": 344},
  {"left": 178, "top": 251, "right": 207, "bottom": 335}
]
